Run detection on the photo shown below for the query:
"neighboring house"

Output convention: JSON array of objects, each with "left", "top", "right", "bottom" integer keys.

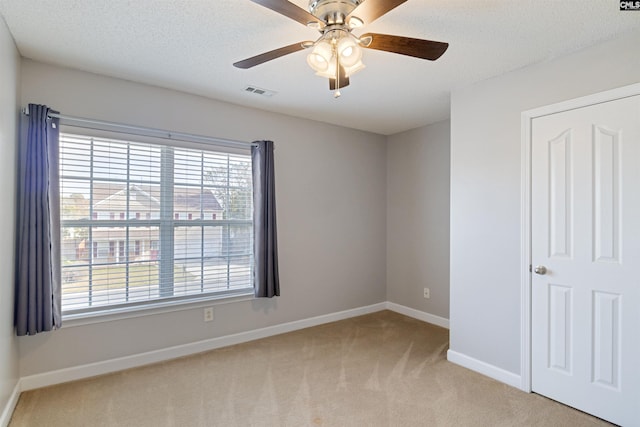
[{"left": 62, "top": 184, "right": 225, "bottom": 264}]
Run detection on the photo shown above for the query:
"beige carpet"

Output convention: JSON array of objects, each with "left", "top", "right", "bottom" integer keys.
[{"left": 10, "top": 311, "right": 612, "bottom": 426}]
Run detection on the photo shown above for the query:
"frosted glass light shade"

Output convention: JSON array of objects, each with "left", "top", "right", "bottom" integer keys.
[
  {"left": 344, "top": 61, "right": 365, "bottom": 77},
  {"left": 315, "top": 60, "right": 337, "bottom": 79},
  {"left": 337, "top": 37, "right": 362, "bottom": 68},
  {"left": 306, "top": 41, "right": 333, "bottom": 73},
  {"left": 306, "top": 34, "right": 366, "bottom": 82}
]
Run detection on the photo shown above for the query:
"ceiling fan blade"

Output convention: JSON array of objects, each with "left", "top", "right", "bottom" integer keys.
[
  {"left": 361, "top": 33, "right": 449, "bottom": 61},
  {"left": 346, "top": 0, "right": 408, "bottom": 25},
  {"left": 329, "top": 65, "right": 350, "bottom": 90},
  {"left": 233, "top": 42, "right": 309, "bottom": 69},
  {"left": 250, "top": 0, "right": 324, "bottom": 28}
]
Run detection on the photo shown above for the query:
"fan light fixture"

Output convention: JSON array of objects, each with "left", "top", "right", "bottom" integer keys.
[
  {"left": 233, "top": 0, "right": 449, "bottom": 99},
  {"left": 306, "top": 32, "right": 365, "bottom": 96}
]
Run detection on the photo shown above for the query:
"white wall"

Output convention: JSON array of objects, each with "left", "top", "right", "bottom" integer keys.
[
  {"left": 386, "top": 121, "right": 450, "bottom": 318},
  {"left": 0, "top": 15, "right": 20, "bottom": 421},
  {"left": 449, "top": 28, "right": 640, "bottom": 377},
  {"left": 17, "top": 60, "right": 388, "bottom": 376}
]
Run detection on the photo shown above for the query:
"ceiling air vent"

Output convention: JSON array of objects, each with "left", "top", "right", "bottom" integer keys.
[{"left": 243, "top": 85, "right": 276, "bottom": 97}]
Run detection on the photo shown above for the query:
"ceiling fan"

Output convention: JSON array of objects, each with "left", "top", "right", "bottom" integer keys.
[{"left": 233, "top": 0, "right": 449, "bottom": 97}]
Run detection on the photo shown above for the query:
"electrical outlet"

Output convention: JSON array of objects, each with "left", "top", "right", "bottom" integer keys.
[
  {"left": 423, "top": 288, "right": 430, "bottom": 299},
  {"left": 203, "top": 307, "right": 214, "bottom": 322}
]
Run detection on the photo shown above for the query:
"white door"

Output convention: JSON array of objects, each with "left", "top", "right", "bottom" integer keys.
[{"left": 531, "top": 95, "right": 640, "bottom": 426}]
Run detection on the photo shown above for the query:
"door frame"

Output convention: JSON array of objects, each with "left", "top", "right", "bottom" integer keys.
[{"left": 519, "top": 82, "right": 640, "bottom": 392}]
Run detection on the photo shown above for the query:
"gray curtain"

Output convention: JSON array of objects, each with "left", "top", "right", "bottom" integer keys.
[
  {"left": 15, "top": 104, "right": 62, "bottom": 336},
  {"left": 252, "top": 140, "right": 280, "bottom": 298}
]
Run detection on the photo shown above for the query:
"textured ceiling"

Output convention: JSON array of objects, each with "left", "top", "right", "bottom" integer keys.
[{"left": 1, "top": 0, "right": 639, "bottom": 135}]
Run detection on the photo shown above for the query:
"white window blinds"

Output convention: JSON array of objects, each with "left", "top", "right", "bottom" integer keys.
[{"left": 59, "top": 132, "right": 253, "bottom": 314}]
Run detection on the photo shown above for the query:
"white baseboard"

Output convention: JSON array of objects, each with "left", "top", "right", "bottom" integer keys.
[
  {"left": 386, "top": 302, "right": 450, "bottom": 329},
  {"left": 19, "top": 302, "right": 449, "bottom": 392},
  {"left": 20, "top": 302, "right": 387, "bottom": 391},
  {"left": 18, "top": 302, "right": 451, "bottom": 393},
  {"left": 0, "top": 300, "right": 448, "bottom": 426},
  {"left": 12, "top": 302, "right": 533, "bottom": 424},
  {"left": 0, "top": 381, "right": 21, "bottom": 427},
  {"left": 447, "top": 349, "right": 523, "bottom": 390}
]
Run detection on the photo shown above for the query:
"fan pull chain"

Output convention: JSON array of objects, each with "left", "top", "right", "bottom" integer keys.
[{"left": 334, "top": 49, "right": 341, "bottom": 99}]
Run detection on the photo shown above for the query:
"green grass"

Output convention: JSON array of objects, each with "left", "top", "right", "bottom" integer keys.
[{"left": 62, "top": 263, "right": 197, "bottom": 294}]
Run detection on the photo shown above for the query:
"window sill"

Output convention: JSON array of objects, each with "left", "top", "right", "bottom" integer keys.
[{"left": 61, "top": 291, "right": 255, "bottom": 328}]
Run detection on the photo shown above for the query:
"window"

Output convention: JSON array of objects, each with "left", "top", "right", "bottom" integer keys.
[
  {"left": 59, "top": 132, "right": 254, "bottom": 315},
  {"left": 118, "top": 241, "right": 125, "bottom": 261}
]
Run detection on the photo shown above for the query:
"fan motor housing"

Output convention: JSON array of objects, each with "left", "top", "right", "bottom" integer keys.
[{"left": 309, "top": 0, "right": 362, "bottom": 24}]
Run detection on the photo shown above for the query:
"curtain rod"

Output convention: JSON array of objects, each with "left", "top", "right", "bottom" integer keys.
[{"left": 22, "top": 107, "right": 258, "bottom": 148}]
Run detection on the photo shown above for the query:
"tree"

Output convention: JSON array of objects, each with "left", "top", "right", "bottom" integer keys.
[
  {"left": 204, "top": 156, "right": 252, "bottom": 220},
  {"left": 61, "top": 193, "right": 89, "bottom": 240},
  {"left": 204, "top": 155, "right": 253, "bottom": 258}
]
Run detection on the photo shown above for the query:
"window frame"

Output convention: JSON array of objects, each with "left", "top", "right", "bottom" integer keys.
[{"left": 58, "top": 124, "right": 256, "bottom": 319}]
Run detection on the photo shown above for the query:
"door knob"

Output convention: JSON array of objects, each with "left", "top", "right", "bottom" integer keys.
[{"left": 534, "top": 265, "right": 547, "bottom": 275}]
